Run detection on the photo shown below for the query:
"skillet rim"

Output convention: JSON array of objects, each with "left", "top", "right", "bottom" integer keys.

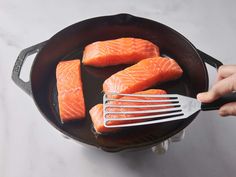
[{"left": 30, "top": 13, "right": 209, "bottom": 152}]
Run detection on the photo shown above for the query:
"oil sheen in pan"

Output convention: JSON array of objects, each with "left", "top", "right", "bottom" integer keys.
[{"left": 49, "top": 47, "right": 195, "bottom": 151}]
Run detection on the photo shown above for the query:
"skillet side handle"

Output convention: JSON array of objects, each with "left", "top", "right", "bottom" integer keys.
[
  {"left": 196, "top": 49, "right": 236, "bottom": 111},
  {"left": 196, "top": 49, "right": 223, "bottom": 69},
  {"left": 12, "top": 41, "right": 47, "bottom": 96}
]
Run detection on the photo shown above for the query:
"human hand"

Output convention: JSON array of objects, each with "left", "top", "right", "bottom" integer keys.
[{"left": 197, "top": 65, "right": 236, "bottom": 116}]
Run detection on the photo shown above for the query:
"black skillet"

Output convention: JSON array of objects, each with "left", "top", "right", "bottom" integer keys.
[{"left": 12, "top": 14, "right": 223, "bottom": 152}]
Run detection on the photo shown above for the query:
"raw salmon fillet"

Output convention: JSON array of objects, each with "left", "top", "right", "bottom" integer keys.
[
  {"left": 56, "top": 60, "right": 85, "bottom": 122},
  {"left": 103, "top": 57, "right": 183, "bottom": 97},
  {"left": 89, "top": 89, "right": 167, "bottom": 134},
  {"left": 82, "top": 38, "right": 159, "bottom": 67}
]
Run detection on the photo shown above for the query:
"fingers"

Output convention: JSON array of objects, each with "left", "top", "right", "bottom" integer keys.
[
  {"left": 198, "top": 64, "right": 236, "bottom": 116},
  {"left": 219, "top": 102, "right": 236, "bottom": 116},
  {"left": 217, "top": 65, "right": 236, "bottom": 81},
  {"left": 197, "top": 73, "right": 236, "bottom": 103}
]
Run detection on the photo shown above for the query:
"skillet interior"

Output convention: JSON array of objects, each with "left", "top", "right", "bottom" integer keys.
[{"left": 31, "top": 14, "right": 208, "bottom": 152}]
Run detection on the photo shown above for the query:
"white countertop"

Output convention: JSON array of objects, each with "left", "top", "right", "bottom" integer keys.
[{"left": 1, "top": 0, "right": 236, "bottom": 177}]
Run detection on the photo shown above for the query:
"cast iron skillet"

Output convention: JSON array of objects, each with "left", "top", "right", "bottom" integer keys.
[{"left": 12, "top": 14, "right": 223, "bottom": 152}]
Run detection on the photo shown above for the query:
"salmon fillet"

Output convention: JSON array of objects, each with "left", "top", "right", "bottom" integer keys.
[
  {"left": 103, "top": 57, "right": 183, "bottom": 97},
  {"left": 89, "top": 89, "right": 167, "bottom": 134},
  {"left": 56, "top": 60, "right": 85, "bottom": 122},
  {"left": 82, "top": 38, "right": 159, "bottom": 67}
]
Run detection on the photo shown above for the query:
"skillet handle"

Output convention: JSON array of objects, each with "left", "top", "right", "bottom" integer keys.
[
  {"left": 12, "top": 41, "right": 47, "bottom": 96},
  {"left": 201, "top": 92, "right": 236, "bottom": 111},
  {"left": 196, "top": 49, "right": 223, "bottom": 69},
  {"left": 197, "top": 49, "right": 236, "bottom": 110}
]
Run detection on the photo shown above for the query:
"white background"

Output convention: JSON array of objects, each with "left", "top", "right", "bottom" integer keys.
[{"left": 0, "top": 0, "right": 236, "bottom": 177}]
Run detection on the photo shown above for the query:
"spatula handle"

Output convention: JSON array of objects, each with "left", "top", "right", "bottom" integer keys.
[{"left": 201, "top": 92, "right": 236, "bottom": 111}]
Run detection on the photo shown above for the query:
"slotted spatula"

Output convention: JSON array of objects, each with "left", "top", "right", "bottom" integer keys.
[{"left": 103, "top": 92, "right": 236, "bottom": 128}]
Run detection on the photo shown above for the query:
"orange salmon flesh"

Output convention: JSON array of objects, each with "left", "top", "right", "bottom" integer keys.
[
  {"left": 82, "top": 37, "right": 159, "bottom": 67},
  {"left": 56, "top": 60, "right": 85, "bottom": 122},
  {"left": 89, "top": 89, "right": 167, "bottom": 134},
  {"left": 103, "top": 57, "right": 183, "bottom": 97}
]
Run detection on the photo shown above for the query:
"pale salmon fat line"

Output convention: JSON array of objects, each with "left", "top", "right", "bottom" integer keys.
[
  {"left": 89, "top": 89, "right": 167, "bottom": 134},
  {"left": 103, "top": 57, "right": 183, "bottom": 98},
  {"left": 82, "top": 37, "right": 160, "bottom": 67},
  {"left": 56, "top": 60, "right": 85, "bottom": 123}
]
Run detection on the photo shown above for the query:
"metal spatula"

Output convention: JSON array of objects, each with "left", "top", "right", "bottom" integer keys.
[{"left": 103, "top": 92, "right": 236, "bottom": 128}]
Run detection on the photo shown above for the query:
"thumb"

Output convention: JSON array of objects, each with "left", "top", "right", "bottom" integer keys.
[
  {"left": 197, "top": 73, "right": 236, "bottom": 103},
  {"left": 197, "top": 91, "right": 215, "bottom": 103},
  {"left": 219, "top": 102, "right": 236, "bottom": 116}
]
